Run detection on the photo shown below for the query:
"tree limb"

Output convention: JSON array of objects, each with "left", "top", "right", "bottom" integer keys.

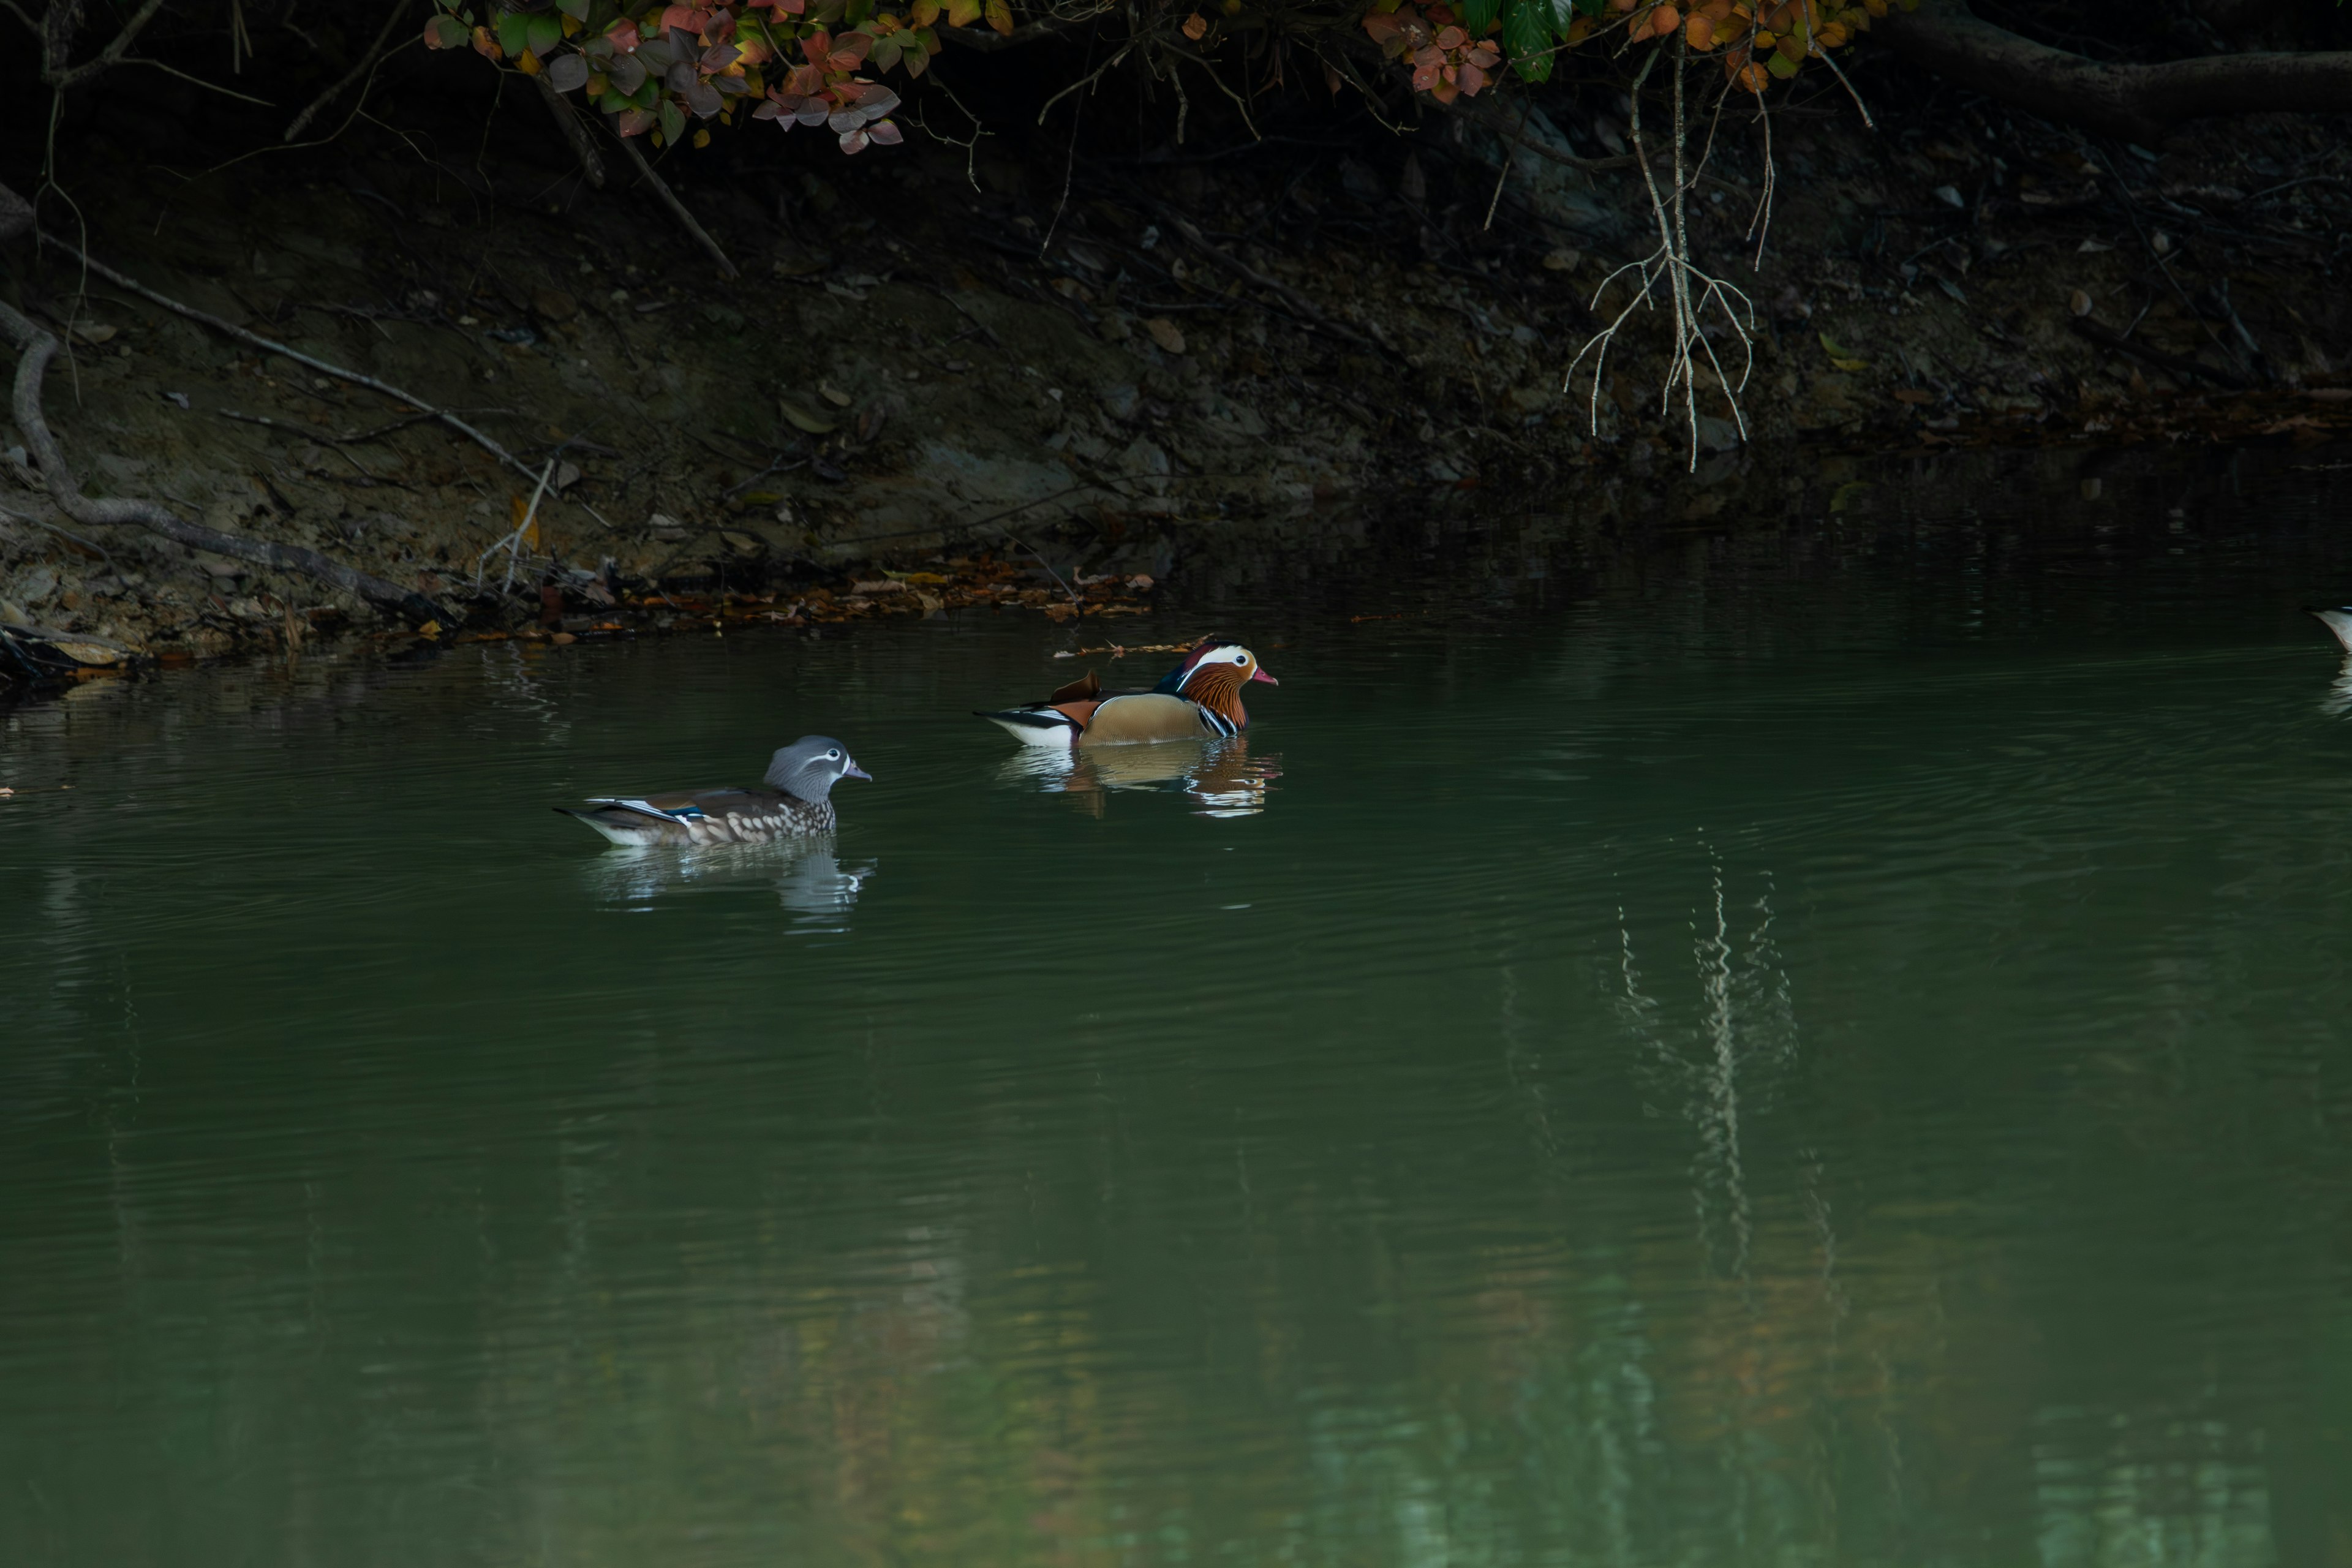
[
  {"left": 1874, "top": 0, "right": 2352, "bottom": 143},
  {"left": 43, "top": 0, "right": 172, "bottom": 89},
  {"left": 32, "top": 226, "right": 545, "bottom": 488},
  {"left": 613, "top": 131, "right": 734, "bottom": 276},
  {"left": 284, "top": 0, "right": 417, "bottom": 141},
  {"left": 0, "top": 296, "right": 451, "bottom": 627},
  {"left": 938, "top": 12, "right": 1105, "bottom": 53},
  {"left": 536, "top": 71, "right": 606, "bottom": 189}
]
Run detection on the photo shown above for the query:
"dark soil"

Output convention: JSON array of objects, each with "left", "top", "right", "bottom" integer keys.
[{"left": 5, "top": 39, "right": 2351, "bottom": 680}]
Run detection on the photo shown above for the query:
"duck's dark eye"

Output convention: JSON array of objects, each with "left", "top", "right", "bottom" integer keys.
[
  {"left": 827, "top": 749, "right": 841, "bottom": 760},
  {"left": 1236, "top": 654, "right": 1250, "bottom": 665}
]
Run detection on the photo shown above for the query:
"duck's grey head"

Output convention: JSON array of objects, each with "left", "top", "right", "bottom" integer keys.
[{"left": 764, "top": 736, "right": 872, "bottom": 801}]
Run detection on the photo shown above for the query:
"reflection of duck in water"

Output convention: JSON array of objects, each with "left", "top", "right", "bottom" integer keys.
[
  {"left": 556, "top": 736, "right": 870, "bottom": 846},
  {"left": 979, "top": 638, "right": 1277, "bottom": 747},
  {"left": 1002, "top": 736, "right": 1280, "bottom": 816},
  {"left": 2301, "top": 609, "right": 2352, "bottom": 716},
  {"left": 583, "top": 839, "right": 875, "bottom": 922}
]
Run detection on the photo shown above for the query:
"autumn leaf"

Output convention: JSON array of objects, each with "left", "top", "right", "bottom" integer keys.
[
  {"left": 984, "top": 0, "right": 1014, "bottom": 33},
  {"left": 1182, "top": 11, "right": 1209, "bottom": 37}
]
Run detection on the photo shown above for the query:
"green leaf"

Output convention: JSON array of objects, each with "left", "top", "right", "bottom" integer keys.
[
  {"left": 845, "top": 0, "right": 875, "bottom": 24},
  {"left": 495, "top": 9, "right": 532, "bottom": 56},
  {"left": 527, "top": 12, "right": 563, "bottom": 54},
  {"left": 1501, "top": 0, "right": 1552, "bottom": 77},
  {"left": 1765, "top": 47, "right": 1799, "bottom": 77},
  {"left": 556, "top": 0, "right": 592, "bottom": 17},
  {"left": 425, "top": 13, "right": 469, "bottom": 47},
  {"left": 658, "top": 96, "right": 685, "bottom": 144},
  {"left": 1459, "top": 0, "right": 1498, "bottom": 29}
]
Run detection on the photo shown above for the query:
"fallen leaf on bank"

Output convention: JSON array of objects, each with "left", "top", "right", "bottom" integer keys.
[
  {"left": 819, "top": 382, "right": 853, "bottom": 407},
  {"left": 1543, "top": 247, "right": 1581, "bottom": 271},
  {"left": 2070, "top": 289, "right": 2094, "bottom": 317},
  {"left": 70, "top": 322, "right": 116, "bottom": 344},
  {"left": 1819, "top": 333, "right": 1867, "bottom": 371},
  {"left": 778, "top": 400, "right": 837, "bottom": 435},
  {"left": 53, "top": 642, "right": 125, "bottom": 666},
  {"left": 551, "top": 631, "right": 577, "bottom": 645},
  {"left": 1145, "top": 317, "right": 1188, "bottom": 355}
]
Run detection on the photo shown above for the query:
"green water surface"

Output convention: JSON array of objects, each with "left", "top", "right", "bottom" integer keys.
[{"left": 7, "top": 448, "right": 2352, "bottom": 1566}]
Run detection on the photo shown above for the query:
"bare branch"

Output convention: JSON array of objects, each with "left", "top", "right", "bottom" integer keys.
[
  {"left": 34, "top": 226, "right": 546, "bottom": 488},
  {"left": 0, "top": 295, "right": 451, "bottom": 625},
  {"left": 43, "top": 0, "right": 171, "bottom": 89},
  {"left": 536, "top": 71, "right": 606, "bottom": 188},
  {"left": 1877, "top": 0, "right": 2352, "bottom": 141},
  {"left": 613, "top": 132, "right": 737, "bottom": 277},
  {"left": 285, "top": 0, "right": 418, "bottom": 141}
]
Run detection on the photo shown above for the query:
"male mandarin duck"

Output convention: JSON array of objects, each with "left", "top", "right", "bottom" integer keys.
[
  {"left": 556, "top": 734, "right": 870, "bottom": 846},
  {"left": 980, "top": 637, "right": 1278, "bottom": 748}
]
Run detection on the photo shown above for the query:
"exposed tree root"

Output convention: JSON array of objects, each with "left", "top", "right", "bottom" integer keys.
[
  {"left": 1875, "top": 0, "right": 2352, "bottom": 143},
  {"left": 0, "top": 296, "right": 452, "bottom": 629}
]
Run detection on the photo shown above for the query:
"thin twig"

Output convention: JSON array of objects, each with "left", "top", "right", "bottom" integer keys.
[
  {"left": 284, "top": 0, "right": 417, "bottom": 141},
  {"left": 614, "top": 133, "right": 737, "bottom": 277},
  {"left": 475, "top": 459, "right": 559, "bottom": 594}
]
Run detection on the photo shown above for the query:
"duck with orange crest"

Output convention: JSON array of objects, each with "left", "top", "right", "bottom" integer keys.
[{"left": 979, "top": 637, "right": 1278, "bottom": 747}]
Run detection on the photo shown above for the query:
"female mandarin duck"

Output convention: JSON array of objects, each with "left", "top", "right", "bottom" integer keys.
[
  {"left": 556, "top": 734, "right": 870, "bottom": 846},
  {"left": 980, "top": 636, "right": 1278, "bottom": 747}
]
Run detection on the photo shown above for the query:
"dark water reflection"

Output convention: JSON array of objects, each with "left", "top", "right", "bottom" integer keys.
[{"left": 7, "top": 443, "right": 2352, "bottom": 1566}]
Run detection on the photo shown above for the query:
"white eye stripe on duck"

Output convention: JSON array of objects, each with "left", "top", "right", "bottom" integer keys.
[{"left": 1183, "top": 646, "right": 1253, "bottom": 680}]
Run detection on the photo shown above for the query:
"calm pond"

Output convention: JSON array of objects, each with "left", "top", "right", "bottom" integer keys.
[{"left": 7, "top": 445, "right": 2352, "bottom": 1567}]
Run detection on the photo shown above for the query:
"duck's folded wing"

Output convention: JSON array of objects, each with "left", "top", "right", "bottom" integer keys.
[
  {"left": 1082, "top": 692, "right": 1231, "bottom": 742},
  {"left": 592, "top": 788, "right": 785, "bottom": 819}
]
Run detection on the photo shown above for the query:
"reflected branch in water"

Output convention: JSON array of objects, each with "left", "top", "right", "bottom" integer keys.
[{"left": 1616, "top": 858, "right": 1801, "bottom": 1286}]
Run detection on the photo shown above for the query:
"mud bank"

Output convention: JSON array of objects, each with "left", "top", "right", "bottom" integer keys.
[{"left": 5, "top": 43, "right": 2351, "bottom": 680}]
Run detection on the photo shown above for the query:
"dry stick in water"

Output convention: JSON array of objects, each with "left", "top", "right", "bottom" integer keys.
[
  {"left": 32, "top": 228, "right": 545, "bottom": 488},
  {"left": 0, "top": 298, "right": 452, "bottom": 626}
]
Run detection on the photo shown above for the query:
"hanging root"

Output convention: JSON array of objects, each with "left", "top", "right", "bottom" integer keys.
[{"left": 1564, "top": 45, "right": 1758, "bottom": 472}]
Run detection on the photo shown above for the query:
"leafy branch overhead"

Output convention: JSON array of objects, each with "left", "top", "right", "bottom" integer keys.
[
  {"left": 427, "top": 0, "right": 1896, "bottom": 157},
  {"left": 423, "top": 0, "right": 944, "bottom": 153}
]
